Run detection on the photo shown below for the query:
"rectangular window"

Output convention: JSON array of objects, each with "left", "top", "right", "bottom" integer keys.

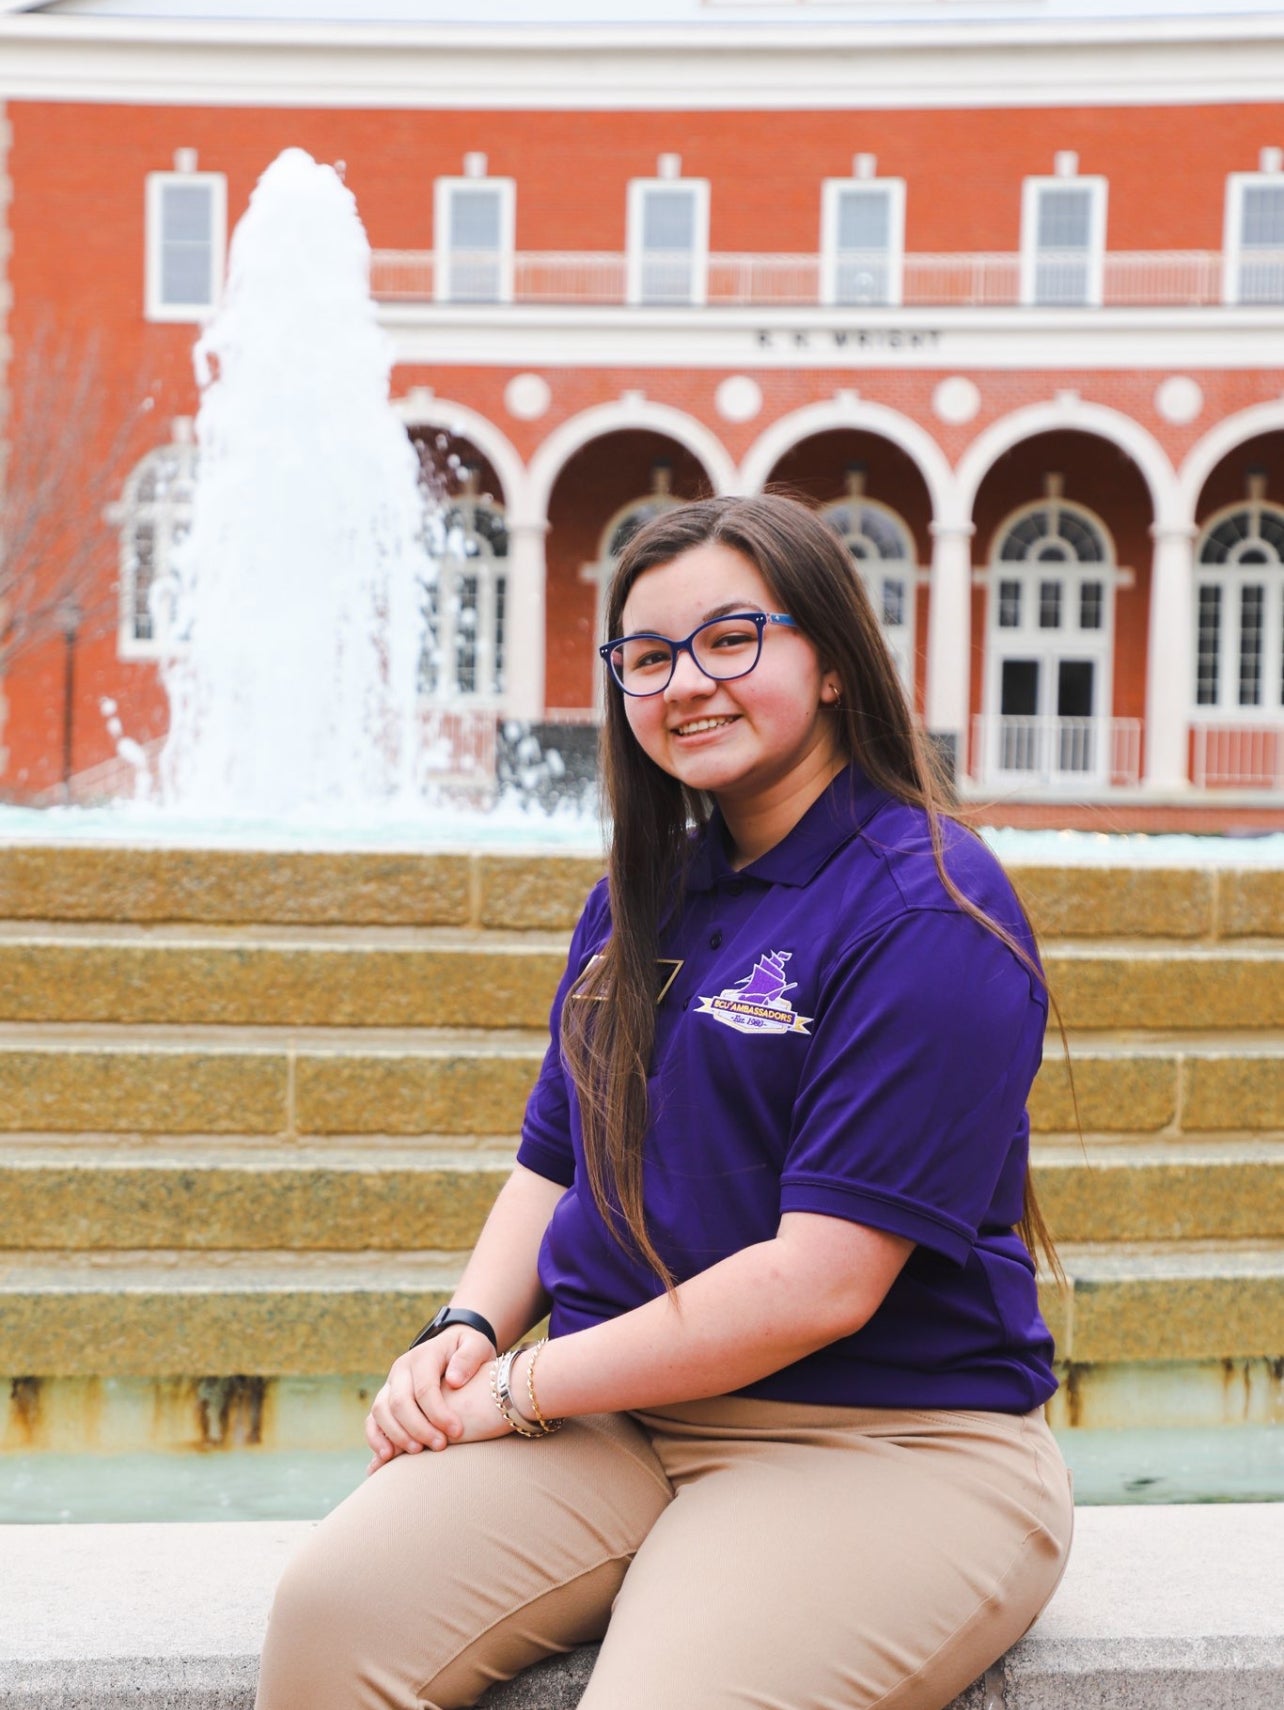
[
  {"left": 1224, "top": 174, "right": 1284, "bottom": 305},
  {"left": 1196, "top": 585, "right": 1222, "bottom": 706},
  {"left": 627, "top": 179, "right": 710, "bottom": 306},
  {"left": 434, "top": 178, "right": 515, "bottom": 304},
  {"left": 881, "top": 576, "right": 905, "bottom": 627},
  {"left": 1020, "top": 176, "right": 1107, "bottom": 307},
  {"left": 1079, "top": 581, "right": 1104, "bottom": 631},
  {"left": 1038, "top": 580, "right": 1063, "bottom": 629},
  {"left": 998, "top": 580, "right": 1022, "bottom": 628},
  {"left": 1239, "top": 583, "right": 1265, "bottom": 706},
  {"left": 145, "top": 171, "right": 227, "bottom": 321},
  {"left": 820, "top": 179, "right": 906, "bottom": 307}
]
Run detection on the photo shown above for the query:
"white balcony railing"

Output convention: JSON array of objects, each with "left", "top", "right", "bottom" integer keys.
[
  {"left": 1191, "top": 722, "right": 1284, "bottom": 789},
  {"left": 369, "top": 249, "right": 1284, "bottom": 309},
  {"left": 971, "top": 716, "right": 1143, "bottom": 790}
]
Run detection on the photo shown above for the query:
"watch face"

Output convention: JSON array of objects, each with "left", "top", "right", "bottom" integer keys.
[{"left": 429, "top": 1307, "right": 452, "bottom": 1334}]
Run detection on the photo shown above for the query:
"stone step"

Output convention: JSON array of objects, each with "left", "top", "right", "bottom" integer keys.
[
  {"left": 0, "top": 1137, "right": 1279, "bottom": 1251},
  {"left": 3, "top": 844, "right": 1283, "bottom": 939},
  {"left": 3, "top": 928, "right": 1284, "bottom": 1031},
  {"left": 0, "top": 928, "right": 569, "bottom": 1029},
  {"left": 3, "top": 1023, "right": 1284, "bottom": 1134},
  {"left": 0, "top": 846, "right": 605, "bottom": 930},
  {"left": 7, "top": 1507, "right": 1280, "bottom": 1710},
  {"left": 1, "top": 1241, "right": 1279, "bottom": 1379},
  {"left": 0, "top": 1025, "right": 548, "bottom": 1135}
]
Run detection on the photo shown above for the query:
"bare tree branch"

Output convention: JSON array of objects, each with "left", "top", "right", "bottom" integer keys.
[{"left": 0, "top": 316, "right": 160, "bottom": 670}]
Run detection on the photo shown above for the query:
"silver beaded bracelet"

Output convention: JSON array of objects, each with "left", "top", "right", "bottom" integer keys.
[{"left": 490, "top": 1346, "right": 561, "bottom": 1438}]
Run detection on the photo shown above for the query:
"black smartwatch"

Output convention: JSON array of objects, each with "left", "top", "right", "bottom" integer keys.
[{"left": 408, "top": 1305, "right": 499, "bottom": 1353}]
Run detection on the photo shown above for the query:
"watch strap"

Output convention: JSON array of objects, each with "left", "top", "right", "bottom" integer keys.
[{"left": 408, "top": 1306, "right": 499, "bottom": 1352}]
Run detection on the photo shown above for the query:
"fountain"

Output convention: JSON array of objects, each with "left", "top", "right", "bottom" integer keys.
[{"left": 150, "top": 147, "right": 430, "bottom": 821}]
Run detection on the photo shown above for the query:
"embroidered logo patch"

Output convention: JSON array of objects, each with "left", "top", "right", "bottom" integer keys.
[{"left": 696, "top": 949, "right": 812, "bottom": 1036}]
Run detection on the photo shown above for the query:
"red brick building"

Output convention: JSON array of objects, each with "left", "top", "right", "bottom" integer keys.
[{"left": 1, "top": 1, "right": 1283, "bottom": 826}]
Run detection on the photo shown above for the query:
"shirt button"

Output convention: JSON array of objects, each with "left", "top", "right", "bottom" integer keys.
[{"left": 710, "top": 930, "right": 723, "bottom": 949}]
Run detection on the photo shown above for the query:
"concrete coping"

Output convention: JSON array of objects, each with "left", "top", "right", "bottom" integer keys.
[{"left": 0, "top": 1504, "right": 1281, "bottom": 1708}]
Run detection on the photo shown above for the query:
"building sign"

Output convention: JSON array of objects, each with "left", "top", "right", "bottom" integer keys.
[{"left": 755, "top": 328, "right": 944, "bottom": 351}]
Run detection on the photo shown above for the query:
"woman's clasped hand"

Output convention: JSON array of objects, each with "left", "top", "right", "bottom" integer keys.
[{"left": 365, "top": 1330, "right": 522, "bottom": 1467}]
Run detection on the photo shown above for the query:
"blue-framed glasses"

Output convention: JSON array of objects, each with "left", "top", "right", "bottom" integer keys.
[{"left": 600, "top": 611, "right": 798, "bottom": 697}]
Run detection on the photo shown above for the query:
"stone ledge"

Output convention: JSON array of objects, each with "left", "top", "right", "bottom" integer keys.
[{"left": 0, "top": 1506, "right": 1280, "bottom": 1708}]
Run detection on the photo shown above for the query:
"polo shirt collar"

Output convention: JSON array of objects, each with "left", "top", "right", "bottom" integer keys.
[{"left": 685, "top": 764, "right": 887, "bottom": 891}]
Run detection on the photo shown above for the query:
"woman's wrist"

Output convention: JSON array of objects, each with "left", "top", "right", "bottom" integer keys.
[{"left": 508, "top": 1348, "right": 539, "bottom": 1425}]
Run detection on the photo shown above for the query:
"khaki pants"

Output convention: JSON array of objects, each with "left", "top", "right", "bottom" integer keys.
[{"left": 256, "top": 1398, "right": 1073, "bottom": 1710}]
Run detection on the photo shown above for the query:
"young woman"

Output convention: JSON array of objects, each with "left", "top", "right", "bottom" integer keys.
[{"left": 256, "top": 494, "right": 1073, "bottom": 1710}]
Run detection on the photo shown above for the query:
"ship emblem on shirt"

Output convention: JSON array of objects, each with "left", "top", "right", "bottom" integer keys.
[{"left": 695, "top": 949, "right": 812, "bottom": 1036}]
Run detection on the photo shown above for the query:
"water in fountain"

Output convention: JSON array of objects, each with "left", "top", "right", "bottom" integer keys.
[{"left": 153, "top": 147, "right": 430, "bottom": 818}]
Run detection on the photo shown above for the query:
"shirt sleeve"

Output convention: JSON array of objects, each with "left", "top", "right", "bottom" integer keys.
[
  {"left": 514, "top": 880, "right": 610, "bottom": 1188},
  {"left": 779, "top": 907, "right": 1047, "bottom": 1264}
]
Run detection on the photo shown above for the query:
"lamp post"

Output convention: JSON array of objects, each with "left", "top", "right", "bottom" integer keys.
[{"left": 55, "top": 594, "right": 82, "bottom": 804}]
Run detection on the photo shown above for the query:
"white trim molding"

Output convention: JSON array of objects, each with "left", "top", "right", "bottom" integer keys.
[
  {"left": 2, "top": 19, "right": 1284, "bottom": 110},
  {"left": 954, "top": 397, "right": 1182, "bottom": 533},
  {"left": 1179, "top": 400, "right": 1284, "bottom": 518},
  {"left": 739, "top": 396, "right": 955, "bottom": 526},
  {"left": 390, "top": 390, "right": 528, "bottom": 520},
  {"left": 526, "top": 397, "right": 738, "bottom": 523}
]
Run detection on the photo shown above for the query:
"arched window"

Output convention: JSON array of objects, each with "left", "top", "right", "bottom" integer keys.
[
  {"left": 115, "top": 431, "right": 197, "bottom": 659},
  {"left": 821, "top": 480, "right": 916, "bottom": 689},
  {"left": 982, "top": 485, "right": 1121, "bottom": 785},
  {"left": 1194, "top": 493, "right": 1284, "bottom": 714},
  {"left": 420, "top": 481, "right": 508, "bottom": 702}
]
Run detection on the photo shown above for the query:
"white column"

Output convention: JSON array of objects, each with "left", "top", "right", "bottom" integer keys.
[
  {"left": 1144, "top": 522, "right": 1197, "bottom": 790},
  {"left": 504, "top": 519, "right": 548, "bottom": 721},
  {"left": 925, "top": 521, "right": 976, "bottom": 777}
]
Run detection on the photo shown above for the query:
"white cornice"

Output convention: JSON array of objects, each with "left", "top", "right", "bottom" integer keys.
[
  {"left": 1, "top": 17, "right": 1283, "bottom": 108},
  {"left": 375, "top": 305, "right": 1284, "bottom": 371}
]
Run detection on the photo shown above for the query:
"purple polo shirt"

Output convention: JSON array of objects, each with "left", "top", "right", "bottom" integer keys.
[{"left": 517, "top": 767, "right": 1058, "bottom": 1413}]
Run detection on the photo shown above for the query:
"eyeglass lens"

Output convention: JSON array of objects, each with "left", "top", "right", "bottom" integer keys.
[{"left": 608, "top": 615, "right": 764, "bottom": 694}]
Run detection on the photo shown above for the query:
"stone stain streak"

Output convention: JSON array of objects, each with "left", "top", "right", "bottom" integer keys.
[
  {"left": 196, "top": 1375, "right": 266, "bottom": 1449},
  {"left": 7, "top": 1376, "right": 41, "bottom": 1447}
]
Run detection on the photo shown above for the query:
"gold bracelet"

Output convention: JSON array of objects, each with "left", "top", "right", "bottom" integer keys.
[
  {"left": 524, "top": 1338, "right": 564, "bottom": 1435},
  {"left": 490, "top": 1348, "right": 548, "bottom": 1439}
]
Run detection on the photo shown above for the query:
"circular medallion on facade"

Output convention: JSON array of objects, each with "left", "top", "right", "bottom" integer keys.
[
  {"left": 1155, "top": 375, "right": 1204, "bottom": 426},
  {"left": 715, "top": 375, "right": 764, "bottom": 423},
  {"left": 932, "top": 377, "right": 982, "bottom": 425},
  {"left": 504, "top": 373, "right": 552, "bottom": 421}
]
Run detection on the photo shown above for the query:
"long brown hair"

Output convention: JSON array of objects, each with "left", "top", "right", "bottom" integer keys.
[{"left": 561, "top": 494, "right": 1062, "bottom": 1291}]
